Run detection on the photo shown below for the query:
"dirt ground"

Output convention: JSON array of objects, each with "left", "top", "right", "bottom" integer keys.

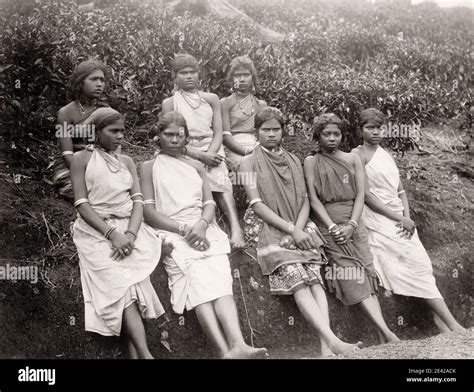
[{"left": 0, "top": 124, "right": 472, "bottom": 359}]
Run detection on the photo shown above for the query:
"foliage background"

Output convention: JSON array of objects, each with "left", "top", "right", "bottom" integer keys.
[
  {"left": 1, "top": 0, "right": 472, "bottom": 159},
  {"left": 0, "top": 0, "right": 472, "bottom": 359}
]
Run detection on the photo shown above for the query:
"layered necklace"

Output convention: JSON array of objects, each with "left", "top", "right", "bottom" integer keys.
[
  {"left": 234, "top": 93, "right": 256, "bottom": 117},
  {"left": 179, "top": 89, "right": 202, "bottom": 110},
  {"left": 94, "top": 145, "right": 124, "bottom": 174}
]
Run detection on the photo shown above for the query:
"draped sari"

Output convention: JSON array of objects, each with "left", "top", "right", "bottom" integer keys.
[
  {"left": 361, "top": 146, "right": 442, "bottom": 298},
  {"left": 73, "top": 147, "right": 164, "bottom": 336},
  {"left": 310, "top": 151, "right": 379, "bottom": 306},
  {"left": 151, "top": 154, "right": 233, "bottom": 314}
]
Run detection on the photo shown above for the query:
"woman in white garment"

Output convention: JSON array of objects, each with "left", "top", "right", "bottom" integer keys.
[
  {"left": 140, "top": 111, "right": 268, "bottom": 359},
  {"left": 352, "top": 108, "right": 465, "bottom": 333},
  {"left": 161, "top": 53, "right": 245, "bottom": 249},
  {"left": 70, "top": 107, "right": 165, "bottom": 359}
]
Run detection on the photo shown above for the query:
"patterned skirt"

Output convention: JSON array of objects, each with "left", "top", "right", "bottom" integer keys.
[{"left": 243, "top": 207, "right": 325, "bottom": 295}]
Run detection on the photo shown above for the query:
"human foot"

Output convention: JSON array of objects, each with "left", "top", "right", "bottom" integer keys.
[
  {"left": 330, "top": 341, "right": 363, "bottom": 355},
  {"left": 385, "top": 332, "right": 401, "bottom": 343},
  {"left": 320, "top": 346, "right": 336, "bottom": 357},
  {"left": 223, "top": 344, "right": 268, "bottom": 359}
]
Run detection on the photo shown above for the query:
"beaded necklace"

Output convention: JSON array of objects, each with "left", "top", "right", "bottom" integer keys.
[
  {"left": 179, "top": 89, "right": 202, "bottom": 110},
  {"left": 234, "top": 93, "right": 256, "bottom": 117},
  {"left": 94, "top": 145, "right": 124, "bottom": 174}
]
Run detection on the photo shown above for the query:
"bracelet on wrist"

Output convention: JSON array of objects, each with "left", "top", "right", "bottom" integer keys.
[
  {"left": 200, "top": 218, "right": 210, "bottom": 227},
  {"left": 178, "top": 222, "right": 186, "bottom": 237},
  {"left": 104, "top": 226, "right": 117, "bottom": 240},
  {"left": 125, "top": 230, "right": 137, "bottom": 239},
  {"left": 328, "top": 223, "right": 337, "bottom": 231},
  {"left": 348, "top": 220, "right": 359, "bottom": 229}
]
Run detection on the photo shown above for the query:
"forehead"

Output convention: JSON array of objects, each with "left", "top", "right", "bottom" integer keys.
[
  {"left": 233, "top": 67, "right": 251, "bottom": 74},
  {"left": 104, "top": 119, "right": 124, "bottom": 129},
  {"left": 162, "top": 124, "right": 183, "bottom": 132},
  {"left": 86, "top": 70, "right": 105, "bottom": 78},
  {"left": 322, "top": 123, "right": 341, "bottom": 132},
  {"left": 363, "top": 121, "right": 380, "bottom": 127},
  {"left": 260, "top": 118, "right": 282, "bottom": 128},
  {"left": 177, "top": 66, "right": 197, "bottom": 73}
]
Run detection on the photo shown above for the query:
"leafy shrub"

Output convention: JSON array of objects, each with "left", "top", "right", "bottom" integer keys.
[{"left": 0, "top": 0, "right": 471, "bottom": 162}]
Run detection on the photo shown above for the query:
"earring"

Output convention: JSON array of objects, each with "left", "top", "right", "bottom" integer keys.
[{"left": 173, "top": 82, "right": 178, "bottom": 92}]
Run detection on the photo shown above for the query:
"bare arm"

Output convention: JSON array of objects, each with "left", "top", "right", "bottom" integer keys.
[
  {"left": 57, "top": 108, "right": 75, "bottom": 169},
  {"left": 71, "top": 151, "right": 134, "bottom": 260},
  {"left": 71, "top": 151, "right": 110, "bottom": 235},
  {"left": 221, "top": 96, "right": 248, "bottom": 156},
  {"left": 140, "top": 159, "right": 182, "bottom": 234},
  {"left": 352, "top": 149, "right": 411, "bottom": 222},
  {"left": 350, "top": 152, "right": 365, "bottom": 223},
  {"left": 204, "top": 93, "right": 223, "bottom": 153},
  {"left": 122, "top": 155, "right": 143, "bottom": 236}
]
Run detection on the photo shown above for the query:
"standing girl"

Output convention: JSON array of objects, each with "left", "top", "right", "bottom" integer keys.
[
  {"left": 161, "top": 53, "right": 245, "bottom": 249},
  {"left": 221, "top": 55, "right": 266, "bottom": 171}
]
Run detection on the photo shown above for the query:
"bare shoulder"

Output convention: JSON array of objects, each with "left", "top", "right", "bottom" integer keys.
[
  {"left": 57, "top": 102, "right": 77, "bottom": 121},
  {"left": 139, "top": 158, "right": 155, "bottom": 175},
  {"left": 202, "top": 92, "right": 219, "bottom": 105},
  {"left": 257, "top": 99, "right": 267, "bottom": 107},
  {"left": 351, "top": 146, "right": 366, "bottom": 164},
  {"left": 220, "top": 94, "right": 235, "bottom": 108},
  {"left": 118, "top": 153, "right": 135, "bottom": 168},
  {"left": 161, "top": 96, "right": 174, "bottom": 112},
  {"left": 72, "top": 149, "right": 92, "bottom": 167},
  {"left": 303, "top": 155, "right": 315, "bottom": 167}
]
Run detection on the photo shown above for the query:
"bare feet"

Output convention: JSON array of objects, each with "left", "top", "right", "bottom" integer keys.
[
  {"left": 320, "top": 346, "right": 336, "bottom": 357},
  {"left": 385, "top": 332, "right": 401, "bottom": 343},
  {"left": 229, "top": 229, "right": 245, "bottom": 250},
  {"left": 223, "top": 344, "right": 268, "bottom": 359},
  {"left": 330, "top": 341, "right": 363, "bottom": 355}
]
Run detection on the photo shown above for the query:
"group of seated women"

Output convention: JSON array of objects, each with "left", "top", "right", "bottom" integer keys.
[{"left": 55, "top": 55, "right": 465, "bottom": 359}]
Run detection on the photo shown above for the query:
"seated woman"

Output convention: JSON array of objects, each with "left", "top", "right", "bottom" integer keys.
[
  {"left": 240, "top": 107, "right": 362, "bottom": 356},
  {"left": 352, "top": 108, "right": 465, "bottom": 333},
  {"left": 53, "top": 60, "right": 109, "bottom": 200},
  {"left": 161, "top": 53, "right": 245, "bottom": 249},
  {"left": 221, "top": 55, "right": 266, "bottom": 171},
  {"left": 303, "top": 113, "right": 399, "bottom": 344},
  {"left": 140, "top": 111, "right": 268, "bottom": 359},
  {"left": 70, "top": 107, "right": 164, "bottom": 359}
]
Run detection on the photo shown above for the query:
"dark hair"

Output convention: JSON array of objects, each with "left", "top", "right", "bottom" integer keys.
[
  {"left": 358, "top": 108, "right": 386, "bottom": 127},
  {"left": 68, "top": 60, "right": 107, "bottom": 101},
  {"left": 227, "top": 55, "right": 258, "bottom": 88},
  {"left": 156, "top": 111, "right": 189, "bottom": 138},
  {"left": 171, "top": 53, "right": 199, "bottom": 76},
  {"left": 312, "top": 113, "right": 345, "bottom": 141},
  {"left": 254, "top": 106, "right": 286, "bottom": 135},
  {"left": 85, "top": 107, "right": 124, "bottom": 134}
]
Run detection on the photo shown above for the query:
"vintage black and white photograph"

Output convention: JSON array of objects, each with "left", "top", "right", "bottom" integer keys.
[{"left": 0, "top": 0, "right": 472, "bottom": 387}]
